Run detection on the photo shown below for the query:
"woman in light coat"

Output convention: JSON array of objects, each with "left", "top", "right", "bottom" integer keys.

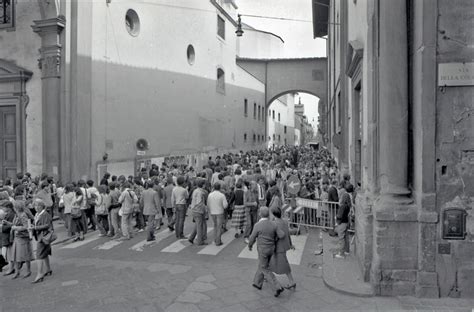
[
  {"left": 10, "top": 201, "right": 33, "bottom": 279},
  {"left": 31, "top": 200, "right": 53, "bottom": 283},
  {"left": 269, "top": 206, "right": 296, "bottom": 290}
]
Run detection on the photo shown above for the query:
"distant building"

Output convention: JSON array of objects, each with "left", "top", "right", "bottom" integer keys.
[{"left": 267, "top": 93, "right": 295, "bottom": 148}]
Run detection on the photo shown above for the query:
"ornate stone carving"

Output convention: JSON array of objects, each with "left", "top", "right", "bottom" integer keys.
[{"left": 40, "top": 55, "right": 61, "bottom": 78}]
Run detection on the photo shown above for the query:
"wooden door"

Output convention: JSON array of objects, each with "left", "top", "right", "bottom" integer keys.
[{"left": 0, "top": 106, "right": 17, "bottom": 180}]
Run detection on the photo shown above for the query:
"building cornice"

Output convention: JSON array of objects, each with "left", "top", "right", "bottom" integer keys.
[{"left": 209, "top": 0, "right": 237, "bottom": 27}]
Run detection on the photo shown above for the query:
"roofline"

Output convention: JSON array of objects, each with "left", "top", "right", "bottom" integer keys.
[{"left": 236, "top": 57, "right": 326, "bottom": 62}]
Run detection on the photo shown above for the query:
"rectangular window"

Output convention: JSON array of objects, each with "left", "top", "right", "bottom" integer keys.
[
  {"left": 272, "top": 110, "right": 275, "bottom": 120},
  {"left": 278, "top": 113, "right": 281, "bottom": 122},
  {"left": 0, "top": 0, "right": 14, "bottom": 29},
  {"left": 244, "top": 133, "right": 247, "bottom": 142},
  {"left": 257, "top": 105, "right": 261, "bottom": 121},
  {"left": 284, "top": 126, "right": 287, "bottom": 134},
  {"left": 217, "top": 15, "right": 225, "bottom": 39},
  {"left": 244, "top": 99, "right": 248, "bottom": 117},
  {"left": 253, "top": 103, "right": 257, "bottom": 119}
]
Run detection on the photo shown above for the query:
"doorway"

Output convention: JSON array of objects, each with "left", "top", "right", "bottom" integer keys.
[{"left": 0, "top": 105, "right": 17, "bottom": 180}]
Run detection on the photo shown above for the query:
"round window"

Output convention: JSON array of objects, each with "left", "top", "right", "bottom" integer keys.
[
  {"left": 125, "top": 9, "right": 140, "bottom": 37},
  {"left": 187, "top": 45, "right": 195, "bottom": 65}
]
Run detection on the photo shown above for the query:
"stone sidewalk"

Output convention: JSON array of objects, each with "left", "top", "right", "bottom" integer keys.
[{"left": 321, "top": 231, "right": 374, "bottom": 297}]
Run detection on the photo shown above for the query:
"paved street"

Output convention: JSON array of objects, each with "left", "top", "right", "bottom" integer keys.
[{"left": 1, "top": 219, "right": 473, "bottom": 312}]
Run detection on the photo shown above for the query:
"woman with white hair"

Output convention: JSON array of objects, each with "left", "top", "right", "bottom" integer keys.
[{"left": 30, "top": 199, "right": 53, "bottom": 283}]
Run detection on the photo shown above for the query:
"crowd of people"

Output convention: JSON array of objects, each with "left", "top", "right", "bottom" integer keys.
[{"left": 0, "top": 145, "right": 355, "bottom": 293}]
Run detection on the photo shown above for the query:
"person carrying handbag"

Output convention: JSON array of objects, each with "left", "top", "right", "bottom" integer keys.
[
  {"left": 30, "top": 200, "right": 54, "bottom": 283},
  {"left": 95, "top": 186, "right": 110, "bottom": 237},
  {"left": 118, "top": 182, "right": 138, "bottom": 240}
]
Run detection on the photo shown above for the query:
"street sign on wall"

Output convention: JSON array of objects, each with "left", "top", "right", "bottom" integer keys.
[{"left": 438, "top": 63, "right": 474, "bottom": 87}]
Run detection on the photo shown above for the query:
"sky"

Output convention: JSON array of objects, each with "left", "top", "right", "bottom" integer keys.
[{"left": 237, "top": 0, "right": 326, "bottom": 129}]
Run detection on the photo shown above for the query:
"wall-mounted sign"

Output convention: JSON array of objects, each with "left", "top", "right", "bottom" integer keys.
[{"left": 438, "top": 62, "right": 474, "bottom": 87}]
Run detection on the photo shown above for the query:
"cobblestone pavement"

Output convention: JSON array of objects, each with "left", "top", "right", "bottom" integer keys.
[{"left": 1, "top": 222, "right": 473, "bottom": 312}]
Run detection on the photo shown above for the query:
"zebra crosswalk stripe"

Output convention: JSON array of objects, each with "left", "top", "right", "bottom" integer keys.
[
  {"left": 198, "top": 228, "right": 236, "bottom": 255},
  {"left": 130, "top": 229, "right": 175, "bottom": 252},
  {"left": 237, "top": 235, "right": 307, "bottom": 265},
  {"left": 61, "top": 233, "right": 101, "bottom": 249},
  {"left": 161, "top": 227, "right": 214, "bottom": 253},
  {"left": 95, "top": 240, "right": 123, "bottom": 250}
]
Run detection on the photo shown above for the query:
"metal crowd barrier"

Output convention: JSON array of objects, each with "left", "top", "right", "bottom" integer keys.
[{"left": 283, "top": 198, "right": 339, "bottom": 234}]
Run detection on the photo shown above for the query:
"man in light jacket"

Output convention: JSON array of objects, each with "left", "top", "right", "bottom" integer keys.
[
  {"left": 140, "top": 182, "right": 161, "bottom": 241},
  {"left": 188, "top": 179, "right": 208, "bottom": 245},
  {"left": 118, "top": 182, "right": 138, "bottom": 240},
  {"left": 207, "top": 183, "right": 228, "bottom": 246},
  {"left": 171, "top": 176, "right": 189, "bottom": 239}
]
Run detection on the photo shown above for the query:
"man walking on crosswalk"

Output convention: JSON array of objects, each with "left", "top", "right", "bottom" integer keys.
[
  {"left": 248, "top": 206, "right": 285, "bottom": 297},
  {"left": 207, "top": 183, "right": 228, "bottom": 246}
]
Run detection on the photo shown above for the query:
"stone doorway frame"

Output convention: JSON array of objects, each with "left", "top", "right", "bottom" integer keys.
[{"left": 0, "top": 59, "right": 32, "bottom": 177}]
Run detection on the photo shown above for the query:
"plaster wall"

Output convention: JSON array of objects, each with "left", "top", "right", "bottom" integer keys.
[{"left": 0, "top": 1, "right": 43, "bottom": 176}]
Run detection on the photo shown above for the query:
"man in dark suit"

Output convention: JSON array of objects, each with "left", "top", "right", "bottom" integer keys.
[{"left": 248, "top": 206, "right": 285, "bottom": 297}]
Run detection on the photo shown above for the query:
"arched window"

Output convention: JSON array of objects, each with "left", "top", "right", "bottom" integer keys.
[
  {"left": 244, "top": 133, "right": 247, "bottom": 142},
  {"left": 216, "top": 68, "right": 225, "bottom": 94}
]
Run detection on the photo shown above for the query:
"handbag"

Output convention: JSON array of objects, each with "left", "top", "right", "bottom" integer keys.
[{"left": 41, "top": 230, "right": 57, "bottom": 245}]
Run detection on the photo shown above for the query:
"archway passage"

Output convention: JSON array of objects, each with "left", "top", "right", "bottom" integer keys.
[
  {"left": 236, "top": 57, "right": 327, "bottom": 145},
  {"left": 266, "top": 92, "right": 320, "bottom": 148}
]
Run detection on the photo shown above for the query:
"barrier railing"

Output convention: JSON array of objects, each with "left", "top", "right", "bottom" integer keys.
[{"left": 283, "top": 198, "right": 339, "bottom": 233}]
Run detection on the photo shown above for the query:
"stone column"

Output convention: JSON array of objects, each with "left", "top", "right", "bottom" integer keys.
[
  {"left": 371, "top": 0, "right": 418, "bottom": 296},
  {"left": 32, "top": 17, "right": 65, "bottom": 178}
]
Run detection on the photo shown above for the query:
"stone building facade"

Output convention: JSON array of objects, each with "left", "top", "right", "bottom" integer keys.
[{"left": 314, "top": 0, "right": 473, "bottom": 298}]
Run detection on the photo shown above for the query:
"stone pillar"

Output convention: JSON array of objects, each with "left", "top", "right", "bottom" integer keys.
[
  {"left": 32, "top": 17, "right": 65, "bottom": 178},
  {"left": 371, "top": 0, "right": 418, "bottom": 296}
]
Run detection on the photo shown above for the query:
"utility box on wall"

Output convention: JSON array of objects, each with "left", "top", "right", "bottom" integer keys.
[{"left": 442, "top": 208, "right": 467, "bottom": 240}]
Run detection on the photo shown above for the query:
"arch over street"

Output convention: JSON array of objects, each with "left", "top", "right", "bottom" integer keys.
[
  {"left": 236, "top": 57, "right": 327, "bottom": 108},
  {"left": 237, "top": 57, "right": 327, "bottom": 144}
]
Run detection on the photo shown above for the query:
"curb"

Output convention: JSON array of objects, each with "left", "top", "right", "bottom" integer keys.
[
  {"left": 321, "top": 231, "right": 375, "bottom": 298},
  {"left": 322, "top": 269, "right": 374, "bottom": 298}
]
